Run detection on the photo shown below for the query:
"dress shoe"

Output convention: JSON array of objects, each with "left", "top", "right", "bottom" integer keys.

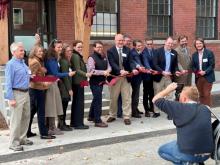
[
  {"left": 27, "top": 132, "right": 37, "bottom": 138},
  {"left": 132, "top": 114, "right": 142, "bottom": 118},
  {"left": 106, "top": 117, "right": 116, "bottom": 123},
  {"left": 95, "top": 122, "right": 108, "bottom": 128},
  {"left": 124, "top": 119, "right": 131, "bottom": 125},
  {"left": 145, "top": 112, "right": 151, "bottom": 117},
  {"left": 87, "top": 117, "right": 94, "bottom": 122},
  {"left": 9, "top": 145, "right": 23, "bottom": 151},
  {"left": 20, "top": 139, "right": 33, "bottom": 145},
  {"left": 152, "top": 113, "right": 160, "bottom": 118},
  {"left": 41, "top": 135, "right": 56, "bottom": 139},
  {"left": 74, "top": 125, "right": 89, "bottom": 129}
]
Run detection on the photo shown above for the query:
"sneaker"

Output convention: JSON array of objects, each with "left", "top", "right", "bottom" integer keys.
[
  {"left": 9, "top": 145, "right": 23, "bottom": 151},
  {"left": 20, "top": 139, "right": 33, "bottom": 145}
]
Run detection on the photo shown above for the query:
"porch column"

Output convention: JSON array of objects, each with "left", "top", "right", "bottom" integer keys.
[
  {"left": 0, "top": 14, "right": 9, "bottom": 65},
  {"left": 73, "top": 0, "right": 93, "bottom": 62}
]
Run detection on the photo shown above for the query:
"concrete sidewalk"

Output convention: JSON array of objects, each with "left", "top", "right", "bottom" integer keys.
[{"left": 0, "top": 106, "right": 220, "bottom": 163}]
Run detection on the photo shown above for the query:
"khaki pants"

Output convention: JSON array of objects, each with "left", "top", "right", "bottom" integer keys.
[
  {"left": 109, "top": 77, "right": 132, "bottom": 119},
  {"left": 153, "top": 77, "right": 174, "bottom": 112},
  {"left": 9, "top": 90, "right": 30, "bottom": 146}
]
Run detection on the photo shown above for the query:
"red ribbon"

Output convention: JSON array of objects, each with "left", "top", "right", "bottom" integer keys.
[{"left": 31, "top": 75, "right": 59, "bottom": 82}]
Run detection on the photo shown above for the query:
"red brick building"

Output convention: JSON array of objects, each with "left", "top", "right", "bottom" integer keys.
[{"left": 6, "top": 0, "right": 220, "bottom": 69}]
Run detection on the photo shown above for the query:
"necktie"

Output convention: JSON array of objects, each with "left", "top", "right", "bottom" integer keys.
[
  {"left": 118, "top": 48, "right": 123, "bottom": 69},
  {"left": 149, "top": 49, "right": 152, "bottom": 57}
]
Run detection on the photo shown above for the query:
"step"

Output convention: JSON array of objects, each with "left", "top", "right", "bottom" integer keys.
[{"left": 32, "top": 106, "right": 110, "bottom": 123}]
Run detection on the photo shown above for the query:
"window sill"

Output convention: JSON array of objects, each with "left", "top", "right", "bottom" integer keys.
[
  {"left": 90, "top": 39, "right": 114, "bottom": 45},
  {"left": 204, "top": 40, "right": 220, "bottom": 44}
]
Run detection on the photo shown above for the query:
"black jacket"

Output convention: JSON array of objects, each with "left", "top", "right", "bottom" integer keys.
[
  {"left": 153, "top": 47, "right": 178, "bottom": 82},
  {"left": 107, "top": 46, "right": 132, "bottom": 82},
  {"left": 192, "top": 48, "right": 215, "bottom": 83}
]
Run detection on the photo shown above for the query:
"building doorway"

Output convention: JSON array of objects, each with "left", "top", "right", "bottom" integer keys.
[{"left": 11, "top": 0, "right": 56, "bottom": 53}]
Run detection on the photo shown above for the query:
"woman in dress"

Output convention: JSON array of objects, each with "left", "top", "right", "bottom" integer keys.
[{"left": 44, "top": 39, "right": 75, "bottom": 135}]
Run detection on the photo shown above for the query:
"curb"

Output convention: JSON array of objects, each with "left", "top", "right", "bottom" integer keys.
[{"left": 0, "top": 128, "right": 176, "bottom": 163}]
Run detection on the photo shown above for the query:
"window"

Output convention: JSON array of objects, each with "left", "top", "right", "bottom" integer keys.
[
  {"left": 13, "top": 8, "right": 23, "bottom": 25},
  {"left": 147, "top": 0, "right": 172, "bottom": 39},
  {"left": 91, "top": 0, "right": 118, "bottom": 38},
  {"left": 196, "top": 0, "right": 217, "bottom": 39}
]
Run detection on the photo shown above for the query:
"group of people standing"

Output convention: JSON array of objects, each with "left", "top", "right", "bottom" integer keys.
[{"left": 5, "top": 33, "right": 215, "bottom": 152}]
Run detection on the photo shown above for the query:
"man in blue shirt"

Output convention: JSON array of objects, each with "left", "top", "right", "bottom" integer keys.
[
  {"left": 5, "top": 42, "right": 33, "bottom": 151},
  {"left": 152, "top": 83, "right": 214, "bottom": 165},
  {"left": 153, "top": 37, "right": 180, "bottom": 118}
]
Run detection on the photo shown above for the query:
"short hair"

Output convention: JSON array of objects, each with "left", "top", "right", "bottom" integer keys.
[
  {"left": 72, "top": 40, "right": 83, "bottom": 47},
  {"left": 133, "top": 39, "right": 143, "bottom": 47},
  {"left": 92, "top": 41, "right": 103, "bottom": 47},
  {"left": 144, "top": 37, "right": 153, "bottom": 42},
  {"left": 182, "top": 86, "right": 199, "bottom": 102},
  {"left": 10, "top": 42, "right": 23, "bottom": 54},
  {"left": 165, "top": 36, "right": 174, "bottom": 41},
  {"left": 123, "top": 34, "right": 132, "bottom": 39},
  {"left": 177, "top": 35, "right": 188, "bottom": 42},
  {"left": 194, "top": 37, "right": 206, "bottom": 49}
]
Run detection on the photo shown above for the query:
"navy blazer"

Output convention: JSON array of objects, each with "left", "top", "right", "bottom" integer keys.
[
  {"left": 153, "top": 47, "right": 178, "bottom": 82},
  {"left": 192, "top": 48, "right": 215, "bottom": 83},
  {"left": 141, "top": 47, "right": 155, "bottom": 69},
  {"left": 141, "top": 48, "right": 155, "bottom": 81},
  {"left": 129, "top": 48, "right": 143, "bottom": 84},
  {"left": 107, "top": 46, "right": 132, "bottom": 81}
]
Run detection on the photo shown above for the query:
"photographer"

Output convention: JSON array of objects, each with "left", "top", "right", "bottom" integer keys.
[{"left": 152, "top": 83, "right": 214, "bottom": 165}]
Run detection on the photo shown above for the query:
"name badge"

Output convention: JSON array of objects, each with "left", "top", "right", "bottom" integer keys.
[
  {"left": 122, "top": 53, "right": 127, "bottom": 57},
  {"left": 170, "top": 53, "right": 174, "bottom": 56},
  {"left": 203, "top": 58, "right": 208, "bottom": 62},
  {"left": 28, "top": 69, "right": 32, "bottom": 75}
]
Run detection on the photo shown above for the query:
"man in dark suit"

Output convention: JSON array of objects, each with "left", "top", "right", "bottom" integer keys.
[
  {"left": 117, "top": 34, "right": 133, "bottom": 118},
  {"left": 153, "top": 36, "right": 179, "bottom": 114},
  {"left": 192, "top": 37, "right": 215, "bottom": 106},
  {"left": 107, "top": 34, "right": 132, "bottom": 125},
  {"left": 129, "top": 39, "right": 145, "bottom": 118},
  {"left": 141, "top": 38, "right": 160, "bottom": 118}
]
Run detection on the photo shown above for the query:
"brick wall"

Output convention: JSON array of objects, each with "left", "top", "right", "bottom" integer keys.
[
  {"left": 120, "top": 0, "right": 147, "bottom": 40},
  {"left": 56, "top": 0, "right": 75, "bottom": 45},
  {"left": 54, "top": 0, "right": 220, "bottom": 70}
]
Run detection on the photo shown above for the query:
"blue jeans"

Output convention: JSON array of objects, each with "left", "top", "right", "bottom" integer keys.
[
  {"left": 89, "top": 85, "right": 103, "bottom": 123},
  {"left": 158, "top": 141, "right": 210, "bottom": 165},
  {"left": 28, "top": 88, "right": 48, "bottom": 136}
]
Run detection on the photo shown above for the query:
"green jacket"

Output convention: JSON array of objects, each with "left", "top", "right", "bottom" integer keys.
[
  {"left": 70, "top": 50, "right": 87, "bottom": 85},
  {"left": 58, "top": 58, "right": 72, "bottom": 99}
]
